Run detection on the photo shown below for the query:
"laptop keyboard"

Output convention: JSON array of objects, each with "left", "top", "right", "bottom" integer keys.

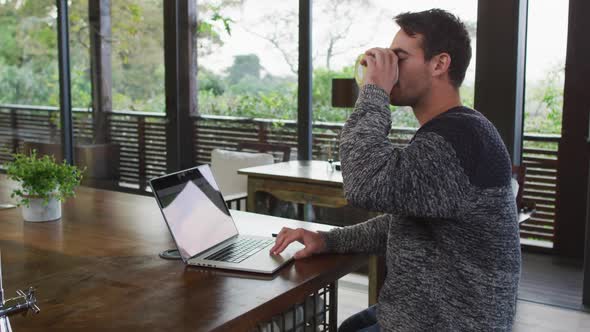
[{"left": 204, "top": 238, "right": 275, "bottom": 264}]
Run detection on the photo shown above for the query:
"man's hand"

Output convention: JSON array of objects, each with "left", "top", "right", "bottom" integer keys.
[
  {"left": 270, "top": 227, "right": 327, "bottom": 259},
  {"left": 361, "top": 47, "right": 399, "bottom": 93}
]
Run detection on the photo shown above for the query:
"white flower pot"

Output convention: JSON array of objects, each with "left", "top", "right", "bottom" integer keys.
[{"left": 21, "top": 196, "right": 62, "bottom": 222}]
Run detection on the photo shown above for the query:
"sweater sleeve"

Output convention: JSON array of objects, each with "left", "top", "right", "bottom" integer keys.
[
  {"left": 339, "top": 84, "right": 469, "bottom": 219},
  {"left": 319, "top": 214, "right": 390, "bottom": 254}
]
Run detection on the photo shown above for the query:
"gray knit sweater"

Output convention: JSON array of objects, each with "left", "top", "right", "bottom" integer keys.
[{"left": 321, "top": 84, "right": 521, "bottom": 331}]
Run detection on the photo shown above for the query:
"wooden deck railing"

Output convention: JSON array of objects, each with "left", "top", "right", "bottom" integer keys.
[
  {"left": 193, "top": 114, "right": 416, "bottom": 164},
  {"left": 0, "top": 104, "right": 558, "bottom": 248},
  {"left": 520, "top": 135, "right": 559, "bottom": 248},
  {"left": 0, "top": 104, "right": 168, "bottom": 191}
]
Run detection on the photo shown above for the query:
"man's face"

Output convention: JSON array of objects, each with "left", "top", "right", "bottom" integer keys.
[{"left": 389, "top": 30, "right": 432, "bottom": 107}]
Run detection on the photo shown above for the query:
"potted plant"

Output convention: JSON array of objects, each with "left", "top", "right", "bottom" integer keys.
[{"left": 5, "top": 151, "right": 83, "bottom": 222}]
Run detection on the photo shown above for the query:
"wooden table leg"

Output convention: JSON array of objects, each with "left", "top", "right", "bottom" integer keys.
[
  {"left": 368, "top": 255, "right": 386, "bottom": 305},
  {"left": 246, "top": 181, "right": 257, "bottom": 213}
]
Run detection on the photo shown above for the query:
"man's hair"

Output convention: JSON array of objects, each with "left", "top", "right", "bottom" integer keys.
[{"left": 395, "top": 9, "right": 472, "bottom": 88}]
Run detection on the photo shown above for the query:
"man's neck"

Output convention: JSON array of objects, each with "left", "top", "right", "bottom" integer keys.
[{"left": 412, "top": 86, "right": 462, "bottom": 126}]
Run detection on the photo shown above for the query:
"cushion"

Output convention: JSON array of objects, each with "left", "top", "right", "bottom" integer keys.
[{"left": 210, "top": 149, "right": 274, "bottom": 196}]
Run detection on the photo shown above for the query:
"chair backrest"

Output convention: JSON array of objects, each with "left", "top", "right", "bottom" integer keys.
[
  {"left": 236, "top": 142, "right": 291, "bottom": 162},
  {"left": 511, "top": 165, "right": 526, "bottom": 209},
  {"left": 210, "top": 149, "right": 274, "bottom": 196}
]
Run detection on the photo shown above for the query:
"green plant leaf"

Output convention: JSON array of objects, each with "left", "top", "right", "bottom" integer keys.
[{"left": 4, "top": 150, "right": 83, "bottom": 207}]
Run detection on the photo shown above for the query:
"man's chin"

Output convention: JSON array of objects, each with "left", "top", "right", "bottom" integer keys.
[
  {"left": 389, "top": 89, "right": 406, "bottom": 106},
  {"left": 389, "top": 95, "right": 406, "bottom": 107}
]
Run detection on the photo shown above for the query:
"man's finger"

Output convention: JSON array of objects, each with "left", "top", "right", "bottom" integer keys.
[
  {"left": 387, "top": 51, "right": 399, "bottom": 86},
  {"left": 269, "top": 239, "right": 281, "bottom": 253},
  {"left": 270, "top": 227, "right": 293, "bottom": 252},
  {"left": 272, "top": 231, "right": 301, "bottom": 254},
  {"left": 364, "top": 47, "right": 379, "bottom": 56},
  {"left": 270, "top": 232, "right": 289, "bottom": 253},
  {"left": 273, "top": 232, "right": 299, "bottom": 253},
  {"left": 364, "top": 54, "right": 376, "bottom": 68},
  {"left": 368, "top": 48, "right": 384, "bottom": 68},
  {"left": 270, "top": 233, "right": 286, "bottom": 253},
  {"left": 278, "top": 227, "right": 292, "bottom": 237},
  {"left": 379, "top": 48, "right": 391, "bottom": 67},
  {"left": 365, "top": 48, "right": 385, "bottom": 67},
  {"left": 280, "top": 226, "right": 293, "bottom": 233}
]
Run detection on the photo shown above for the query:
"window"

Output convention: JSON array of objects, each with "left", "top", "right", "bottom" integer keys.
[
  {"left": 523, "top": 1, "right": 568, "bottom": 135},
  {"left": 111, "top": 0, "right": 165, "bottom": 113},
  {"left": 197, "top": 0, "right": 299, "bottom": 120},
  {"left": 0, "top": 0, "right": 63, "bottom": 164},
  {"left": 0, "top": 0, "right": 61, "bottom": 107},
  {"left": 312, "top": 0, "right": 478, "bottom": 127},
  {"left": 520, "top": 0, "right": 569, "bottom": 249}
]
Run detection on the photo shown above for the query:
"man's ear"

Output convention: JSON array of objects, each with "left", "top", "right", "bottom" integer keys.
[{"left": 431, "top": 53, "right": 452, "bottom": 78}]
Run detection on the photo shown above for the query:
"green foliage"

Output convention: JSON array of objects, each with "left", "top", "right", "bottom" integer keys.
[
  {"left": 107, "top": 1, "right": 166, "bottom": 112},
  {"left": 5, "top": 150, "right": 83, "bottom": 207},
  {"left": 0, "top": 0, "right": 218, "bottom": 113},
  {"left": 211, "top": 11, "right": 234, "bottom": 36},
  {"left": 0, "top": 15, "right": 20, "bottom": 65},
  {"left": 460, "top": 83, "right": 474, "bottom": 108},
  {"left": 235, "top": 90, "right": 296, "bottom": 119},
  {"left": 226, "top": 54, "right": 261, "bottom": 84},
  {"left": 196, "top": 1, "right": 241, "bottom": 56},
  {"left": 311, "top": 67, "right": 352, "bottom": 122},
  {"left": 524, "top": 64, "right": 565, "bottom": 134},
  {"left": 390, "top": 107, "right": 419, "bottom": 128},
  {"left": 0, "top": 0, "right": 564, "bottom": 136},
  {"left": 197, "top": 64, "right": 419, "bottom": 127},
  {"left": 198, "top": 67, "right": 225, "bottom": 95}
]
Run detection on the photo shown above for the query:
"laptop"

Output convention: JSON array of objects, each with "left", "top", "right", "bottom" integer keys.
[{"left": 149, "top": 164, "right": 304, "bottom": 274}]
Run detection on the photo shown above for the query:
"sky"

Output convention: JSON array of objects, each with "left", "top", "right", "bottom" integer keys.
[{"left": 200, "top": 0, "right": 569, "bottom": 83}]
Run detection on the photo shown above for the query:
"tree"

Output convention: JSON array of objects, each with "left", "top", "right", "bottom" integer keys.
[
  {"left": 524, "top": 63, "right": 565, "bottom": 134},
  {"left": 0, "top": 0, "right": 244, "bottom": 112},
  {"left": 226, "top": 54, "right": 261, "bottom": 84},
  {"left": 196, "top": 0, "right": 244, "bottom": 57},
  {"left": 198, "top": 66, "right": 225, "bottom": 96},
  {"left": 315, "top": 0, "right": 372, "bottom": 70},
  {"left": 245, "top": 0, "right": 376, "bottom": 74},
  {"left": 0, "top": 1, "right": 59, "bottom": 105}
]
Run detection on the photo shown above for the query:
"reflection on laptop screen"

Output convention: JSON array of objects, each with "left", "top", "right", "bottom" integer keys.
[{"left": 153, "top": 165, "right": 238, "bottom": 260}]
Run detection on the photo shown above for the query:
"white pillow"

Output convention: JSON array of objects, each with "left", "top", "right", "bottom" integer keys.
[{"left": 210, "top": 149, "right": 274, "bottom": 196}]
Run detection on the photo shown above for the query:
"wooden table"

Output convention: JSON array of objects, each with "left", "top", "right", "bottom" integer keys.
[
  {"left": 239, "top": 160, "right": 347, "bottom": 216},
  {"left": 0, "top": 176, "right": 367, "bottom": 331},
  {"left": 238, "top": 160, "right": 385, "bottom": 305}
]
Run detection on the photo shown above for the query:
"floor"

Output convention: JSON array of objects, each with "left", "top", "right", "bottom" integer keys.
[
  {"left": 336, "top": 252, "right": 590, "bottom": 331},
  {"left": 519, "top": 252, "right": 585, "bottom": 311}
]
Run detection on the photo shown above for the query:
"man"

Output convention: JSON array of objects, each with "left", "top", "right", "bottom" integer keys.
[{"left": 271, "top": 9, "right": 520, "bottom": 331}]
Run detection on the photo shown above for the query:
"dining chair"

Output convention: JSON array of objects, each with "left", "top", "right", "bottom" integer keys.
[
  {"left": 210, "top": 148, "right": 274, "bottom": 210},
  {"left": 236, "top": 142, "right": 292, "bottom": 162},
  {"left": 512, "top": 165, "right": 536, "bottom": 224}
]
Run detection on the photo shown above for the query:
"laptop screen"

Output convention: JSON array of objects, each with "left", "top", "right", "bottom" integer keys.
[{"left": 150, "top": 165, "right": 239, "bottom": 261}]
